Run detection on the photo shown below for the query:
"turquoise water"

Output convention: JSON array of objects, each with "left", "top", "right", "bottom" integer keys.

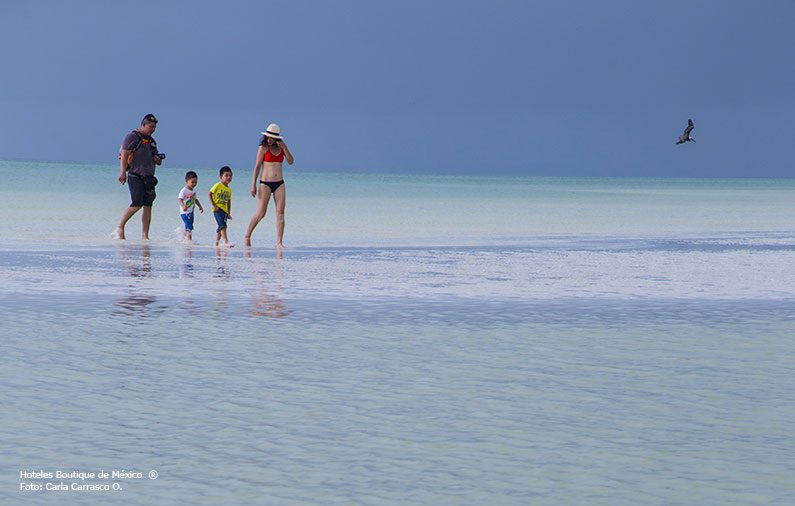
[
  {"left": 4, "top": 160, "right": 795, "bottom": 247},
  {"left": 2, "top": 160, "right": 795, "bottom": 504}
]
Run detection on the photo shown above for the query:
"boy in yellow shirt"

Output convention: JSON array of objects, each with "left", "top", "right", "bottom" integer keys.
[{"left": 209, "top": 166, "right": 234, "bottom": 247}]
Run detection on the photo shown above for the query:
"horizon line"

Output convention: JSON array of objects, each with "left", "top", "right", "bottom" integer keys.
[{"left": 2, "top": 157, "right": 794, "bottom": 182}]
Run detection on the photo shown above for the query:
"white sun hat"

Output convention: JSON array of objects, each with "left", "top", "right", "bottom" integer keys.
[{"left": 260, "top": 123, "right": 283, "bottom": 139}]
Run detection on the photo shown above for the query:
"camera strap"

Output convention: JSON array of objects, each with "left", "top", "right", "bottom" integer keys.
[
  {"left": 129, "top": 130, "right": 144, "bottom": 154},
  {"left": 120, "top": 130, "right": 147, "bottom": 170}
]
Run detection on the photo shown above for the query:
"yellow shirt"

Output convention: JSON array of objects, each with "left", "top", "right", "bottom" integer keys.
[{"left": 209, "top": 182, "right": 232, "bottom": 214}]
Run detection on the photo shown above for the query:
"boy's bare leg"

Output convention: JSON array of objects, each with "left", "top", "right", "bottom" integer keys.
[
  {"left": 222, "top": 228, "right": 235, "bottom": 247},
  {"left": 116, "top": 206, "right": 142, "bottom": 240},
  {"left": 215, "top": 231, "right": 221, "bottom": 247},
  {"left": 141, "top": 206, "right": 152, "bottom": 240}
]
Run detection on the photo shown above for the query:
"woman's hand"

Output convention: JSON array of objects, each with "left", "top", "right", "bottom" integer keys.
[{"left": 250, "top": 184, "right": 257, "bottom": 197}]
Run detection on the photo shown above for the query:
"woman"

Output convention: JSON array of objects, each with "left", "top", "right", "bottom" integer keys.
[{"left": 244, "top": 123, "right": 295, "bottom": 248}]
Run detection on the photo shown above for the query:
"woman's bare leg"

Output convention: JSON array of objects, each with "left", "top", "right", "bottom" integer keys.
[
  {"left": 244, "top": 187, "right": 272, "bottom": 246},
  {"left": 273, "top": 185, "right": 286, "bottom": 248}
]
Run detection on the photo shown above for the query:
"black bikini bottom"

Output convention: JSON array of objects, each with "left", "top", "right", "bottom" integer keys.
[{"left": 259, "top": 180, "right": 284, "bottom": 192}]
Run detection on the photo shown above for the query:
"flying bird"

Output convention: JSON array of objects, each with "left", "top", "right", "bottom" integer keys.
[{"left": 676, "top": 119, "right": 695, "bottom": 144}]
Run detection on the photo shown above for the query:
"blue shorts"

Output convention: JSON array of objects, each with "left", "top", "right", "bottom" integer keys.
[
  {"left": 213, "top": 210, "right": 228, "bottom": 232},
  {"left": 181, "top": 212, "right": 194, "bottom": 231}
]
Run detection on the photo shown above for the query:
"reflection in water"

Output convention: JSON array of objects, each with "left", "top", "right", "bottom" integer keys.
[
  {"left": 214, "top": 247, "right": 230, "bottom": 279},
  {"left": 244, "top": 248, "right": 292, "bottom": 318},
  {"left": 117, "top": 243, "right": 152, "bottom": 278},
  {"left": 114, "top": 293, "right": 159, "bottom": 314},
  {"left": 213, "top": 247, "right": 231, "bottom": 311},
  {"left": 114, "top": 243, "right": 158, "bottom": 315},
  {"left": 251, "top": 293, "right": 292, "bottom": 318},
  {"left": 180, "top": 245, "right": 194, "bottom": 278},
  {"left": 107, "top": 244, "right": 294, "bottom": 318},
  {"left": 177, "top": 245, "right": 200, "bottom": 315},
  {"left": 244, "top": 246, "right": 283, "bottom": 260}
]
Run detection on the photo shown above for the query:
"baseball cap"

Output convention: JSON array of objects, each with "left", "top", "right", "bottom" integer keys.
[{"left": 142, "top": 113, "right": 158, "bottom": 124}]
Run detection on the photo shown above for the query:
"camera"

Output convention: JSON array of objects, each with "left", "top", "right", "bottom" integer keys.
[{"left": 149, "top": 143, "right": 165, "bottom": 161}]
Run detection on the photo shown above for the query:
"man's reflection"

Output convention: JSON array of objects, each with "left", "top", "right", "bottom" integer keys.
[
  {"left": 118, "top": 243, "right": 152, "bottom": 278},
  {"left": 115, "top": 244, "right": 157, "bottom": 314}
]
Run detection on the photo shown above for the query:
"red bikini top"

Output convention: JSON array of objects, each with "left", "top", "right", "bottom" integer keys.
[{"left": 263, "top": 147, "right": 284, "bottom": 163}]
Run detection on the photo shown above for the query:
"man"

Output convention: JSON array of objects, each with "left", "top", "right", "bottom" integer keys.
[{"left": 115, "top": 114, "right": 164, "bottom": 240}]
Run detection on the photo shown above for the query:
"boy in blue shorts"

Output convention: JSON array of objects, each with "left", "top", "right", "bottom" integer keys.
[
  {"left": 178, "top": 171, "right": 204, "bottom": 241},
  {"left": 209, "top": 166, "right": 234, "bottom": 247}
]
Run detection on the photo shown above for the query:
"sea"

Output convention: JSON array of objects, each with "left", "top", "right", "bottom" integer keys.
[{"left": 1, "top": 160, "right": 793, "bottom": 505}]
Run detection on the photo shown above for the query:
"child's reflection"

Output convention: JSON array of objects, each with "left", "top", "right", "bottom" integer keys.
[
  {"left": 214, "top": 246, "right": 230, "bottom": 279},
  {"left": 180, "top": 244, "right": 194, "bottom": 279}
]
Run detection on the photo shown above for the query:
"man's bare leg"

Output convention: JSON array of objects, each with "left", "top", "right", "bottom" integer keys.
[
  {"left": 141, "top": 206, "right": 152, "bottom": 240},
  {"left": 116, "top": 206, "right": 142, "bottom": 240}
]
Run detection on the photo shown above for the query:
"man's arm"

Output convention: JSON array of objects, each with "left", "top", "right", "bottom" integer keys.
[{"left": 119, "top": 150, "right": 130, "bottom": 184}]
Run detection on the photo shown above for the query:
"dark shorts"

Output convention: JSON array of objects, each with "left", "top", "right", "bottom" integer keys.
[
  {"left": 181, "top": 213, "right": 194, "bottom": 231},
  {"left": 213, "top": 210, "right": 228, "bottom": 232},
  {"left": 128, "top": 173, "right": 157, "bottom": 207}
]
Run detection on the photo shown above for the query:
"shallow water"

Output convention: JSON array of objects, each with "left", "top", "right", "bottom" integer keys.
[
  {"left": 4, "top": 160, "right": 795, "bottom": 248},
  {"left": 2, "top": 161, "right": 795, "bottom": 504}
]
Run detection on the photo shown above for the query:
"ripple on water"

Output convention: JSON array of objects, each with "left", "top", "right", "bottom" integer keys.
[{"left": 2, "top": 246, "right": 795, "bottom": 504}]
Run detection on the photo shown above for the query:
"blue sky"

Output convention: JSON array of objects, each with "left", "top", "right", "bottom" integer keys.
[{"left": 1, "top": 0, "right": 793, "bottom": 177}]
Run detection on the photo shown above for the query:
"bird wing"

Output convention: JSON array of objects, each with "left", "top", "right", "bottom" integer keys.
[{"left": 684, "top": 122, "right": 694, "bottom": 136}]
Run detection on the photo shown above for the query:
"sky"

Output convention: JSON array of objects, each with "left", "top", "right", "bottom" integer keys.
[{"left": 1, "top": 0, "right": 793, "bottom": 177}]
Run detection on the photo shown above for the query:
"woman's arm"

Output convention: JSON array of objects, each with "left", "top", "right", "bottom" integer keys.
[
  {"left": 250, "top": 146, "right": 266, "bottom": 196},
  {"left": 278, "top": 140, "right": 295, "bottom": 165}
]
